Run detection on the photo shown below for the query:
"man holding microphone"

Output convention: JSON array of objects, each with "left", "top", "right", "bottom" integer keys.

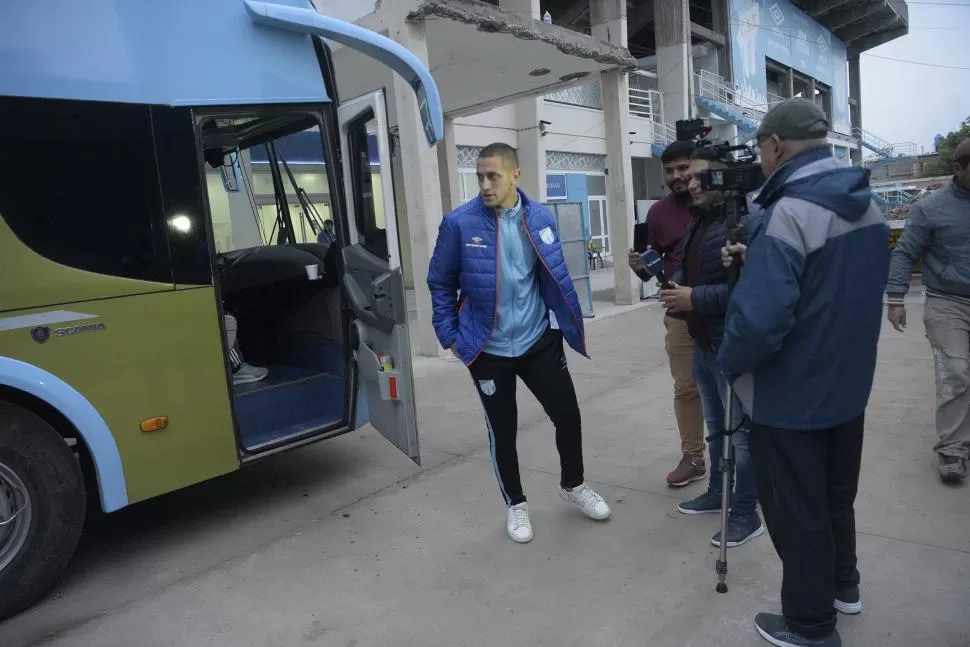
[
  {"left": 652, "top": 146, "right": 764, "bottom": 549},
  {"left": 628, "top": 140, "right": 707, "bottom": 489}
]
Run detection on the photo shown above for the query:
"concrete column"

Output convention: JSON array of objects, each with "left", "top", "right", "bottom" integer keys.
[
  {"left": 500, "top": 0, "right": 545, "bottom": 203},
  {"left": 390, "top": 21, "right": 448, "bottom": 358},
  {"left": 592, "top": 0, "right": 638, "bottom": 306},
  {"left": 786, "top": 68, "right": 795, "bottom": 98},
  {"left": 653, "top": 0, "right": 693, "bottom": 124},
  {"left": 711, "top": 0, "right": 731, "bottom": 81},
  {"left": 437, "top": 117, "right": 461, "bottom": 212},
  {"left": 513, "top": 98, "right": 546, "bottom": 202},
  {"left": 848, "top": 54, "right": 863, "bottom": 165},
  {"left": 808, "top": 77, "right": 817, "bottom": 106},
  {"left": 499, "top": 0, "right": 539, "bottom": 18}
]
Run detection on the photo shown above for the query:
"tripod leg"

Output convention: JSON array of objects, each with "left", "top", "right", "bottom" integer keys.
[{"left": 715, "top": 384, "right": 735, "bottom": 593}]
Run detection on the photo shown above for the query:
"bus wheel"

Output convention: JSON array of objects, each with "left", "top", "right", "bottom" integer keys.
[{"left": 0, "top": 402, "right": 86, "bottom": 621}]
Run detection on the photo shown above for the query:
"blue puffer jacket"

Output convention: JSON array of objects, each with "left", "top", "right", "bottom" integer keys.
[
  {"left": 672, "top": 200, "right": 762, "bottom": 349},
  {"left": 427, "top": 190, "right": 587, "bottom": 365}
]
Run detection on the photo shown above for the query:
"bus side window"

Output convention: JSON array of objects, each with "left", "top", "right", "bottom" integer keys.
[
  {"left": 0, "top": 97, "right": 174, "bottom": 285},
  {"left": 346, "top": 120, "right": 387, "bottom": 261}
]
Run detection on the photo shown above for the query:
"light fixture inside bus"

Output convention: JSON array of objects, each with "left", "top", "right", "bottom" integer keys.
[{"left": 168, "top": 214, "right": 193, "bottom": 234}]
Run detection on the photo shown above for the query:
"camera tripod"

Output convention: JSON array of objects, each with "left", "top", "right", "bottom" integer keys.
[{"left": 714, "top": 195, "right": 745, "bottom": 595}]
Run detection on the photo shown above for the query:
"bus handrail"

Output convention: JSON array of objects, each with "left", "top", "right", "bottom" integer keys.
[{"left": 244, "top": 1, "right": 445, "bottom": 147}]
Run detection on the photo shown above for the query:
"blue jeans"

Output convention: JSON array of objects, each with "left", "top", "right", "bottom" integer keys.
[{"left": 692, "top": 342, "right": 758, "bottom": 516}]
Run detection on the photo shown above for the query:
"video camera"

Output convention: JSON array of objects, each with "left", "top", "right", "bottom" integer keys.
[
  {"left": 676, "top": 117, "right": 763, "bottom": 285},
  {"left": 675, "top": 118, "right": 763, "bottom": 196}
]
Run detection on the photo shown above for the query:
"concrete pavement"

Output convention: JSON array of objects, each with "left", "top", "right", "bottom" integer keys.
[{"left": 1, "top": 296, "right": 967, "bottom": 647}]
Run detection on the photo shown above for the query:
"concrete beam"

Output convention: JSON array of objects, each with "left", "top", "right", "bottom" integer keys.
[
  {"left": 629, "top": 0, "right": 654, "bottom": 35},
  {"left": 848, "top": 25, "right": 908, "bottom": 55},
  {"left": 826, "top": 3, "right": 884, "bottom": 31},
  {"left": 690, "top": 21, "right": 726, "bottom": 47},
  {"left": 841, "top": 14, "right": 900, "bottom": 44},
  {"left": 798, "top": 0, "right": 855, "bottom": 19}
]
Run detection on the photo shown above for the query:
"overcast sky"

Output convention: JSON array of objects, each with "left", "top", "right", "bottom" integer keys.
[{"left": 859, "top": 1, "right": 970, "bottom": 153}]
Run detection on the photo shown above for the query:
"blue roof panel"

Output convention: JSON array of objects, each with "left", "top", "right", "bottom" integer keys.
[{"left": 0, "top": 0, "right": 329, "bottom": 106}]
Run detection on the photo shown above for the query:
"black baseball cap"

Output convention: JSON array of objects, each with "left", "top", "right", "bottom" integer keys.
[{"left": 756, "top": 98, "right": 829, "bottom": 141}]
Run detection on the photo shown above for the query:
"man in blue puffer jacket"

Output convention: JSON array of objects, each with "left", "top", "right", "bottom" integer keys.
[
  {"left": 427, "top": 143, "right": 611, "bottom": 544},
  {"left": 657, "top": 146, "right": 764, "bottom": 550}
]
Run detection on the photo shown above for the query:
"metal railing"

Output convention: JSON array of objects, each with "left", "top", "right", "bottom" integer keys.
[
  {"left": 767, "top": 92, "right": 786, "bottom": 108},
  {"left": 694, "top": 70, "right": 768, "bottom": 120},
  {"left": 629, "top": 71, "right": 662, "bottom": 122},
  {"left": 854, "top": 127, "right": 894, "bottom": 156},
  {"left": 653, "top": 121, "right": 677, "bottom": 147}
]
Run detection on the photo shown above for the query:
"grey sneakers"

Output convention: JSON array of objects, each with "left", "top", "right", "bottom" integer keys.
[
  {"left": 754, "top": 613, "right": 841, "bottom": 647},
  {"left": 938, "top": 454, "right": 967, "bottom": 485}
]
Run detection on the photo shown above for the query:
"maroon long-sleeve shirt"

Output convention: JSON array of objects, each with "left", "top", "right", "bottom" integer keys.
[{"left": 645, "top": 192, "right": 693, "bottom": 320}]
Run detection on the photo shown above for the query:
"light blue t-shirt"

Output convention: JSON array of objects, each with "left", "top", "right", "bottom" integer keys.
[{"left": 483, "top": 196, "right": 549, "bottom": 357}]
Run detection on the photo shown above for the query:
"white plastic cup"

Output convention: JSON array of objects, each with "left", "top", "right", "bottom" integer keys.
[{"left": 306, "top": 264, "right": 320, "bottom": 281}]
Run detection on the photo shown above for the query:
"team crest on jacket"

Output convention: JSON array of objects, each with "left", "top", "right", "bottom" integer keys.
[
  {"left": 466, "top": 236, "right": 487, "bottom": 249},
  {"left": 479, "top": 379, "right": 496, "bottom": 396},
  {"left": 539, "top": 226, "right": 555, "bottom": 245}
]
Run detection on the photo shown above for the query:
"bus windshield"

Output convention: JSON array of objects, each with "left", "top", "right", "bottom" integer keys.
[{"left": 202, "top": 113, "right": 337, "bottom": 252}]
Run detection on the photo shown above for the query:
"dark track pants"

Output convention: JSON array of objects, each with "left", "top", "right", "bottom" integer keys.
[
  {"left": 468, "top": 328, "right": 584, "bottom": 506},
  {"left": 749, "top": 413, "right": 865, "bottom": 639}
]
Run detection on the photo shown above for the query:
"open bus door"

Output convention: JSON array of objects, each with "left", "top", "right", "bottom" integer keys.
[
  {"left": 242, "top": 0, "right": 445, "bottom": 466},
  {"left": 337, "top": 92, "right": 420, "bottom": 464}
]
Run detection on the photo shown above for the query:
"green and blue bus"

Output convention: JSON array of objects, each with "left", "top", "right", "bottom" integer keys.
[{"left": 0, "top": 0, "right": 442, "bottom": 619}]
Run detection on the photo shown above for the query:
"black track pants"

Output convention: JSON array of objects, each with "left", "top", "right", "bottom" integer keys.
[
  {"left": 468, "top": 328, "right": 584, "bottom": 506},
  {"left": 749, "top": 413, "right": 865, "bottom": 638}
]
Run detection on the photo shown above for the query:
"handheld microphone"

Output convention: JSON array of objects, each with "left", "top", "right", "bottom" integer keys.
[{"left": 639, "top": 249, "right": 674, "bottom": 289}]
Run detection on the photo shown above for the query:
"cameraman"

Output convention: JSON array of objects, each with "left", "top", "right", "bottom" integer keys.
[
  {"left": 658, "top": 146, "right": 764, "bottom": 549},
  {"left": 718, "top": 99, "right": 889, "bottom": 647}
]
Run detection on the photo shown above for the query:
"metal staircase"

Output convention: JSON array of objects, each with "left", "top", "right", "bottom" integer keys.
[
  {"left": 693, "top": 70, "right": 764, "bottom": 141},
  {"left": 853, "top": 129, "right": 918, "bottom": 171}
]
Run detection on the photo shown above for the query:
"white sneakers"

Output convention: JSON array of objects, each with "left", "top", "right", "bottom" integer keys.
[
  {"left": 559, "top": 482, "right": 612, "bottom": 520},
  {"left": 505, "top": 482, "right": 611, "bottom": 544},
  {"left": 507, "top": 503, "right": 534, "bottom": 543}
]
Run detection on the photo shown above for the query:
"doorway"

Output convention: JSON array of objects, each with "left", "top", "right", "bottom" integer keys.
[{"left": 587, "top": 195, "right": 609, "bottom": 255}]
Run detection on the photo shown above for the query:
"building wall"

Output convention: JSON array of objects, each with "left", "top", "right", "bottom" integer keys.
[
  {"left": 450, "top": 88, "right": 656, "bottom": 257},
  {"left": 729, "top": 0, "right": 851, "bottom": 134}
]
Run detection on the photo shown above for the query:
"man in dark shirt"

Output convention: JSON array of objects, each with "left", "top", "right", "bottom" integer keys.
[
  {"left": 659, "top": 146, "right": 763, "bottom": 548},
  {"left": 628, "top": 141, "right": 706, "bottom": 488}
]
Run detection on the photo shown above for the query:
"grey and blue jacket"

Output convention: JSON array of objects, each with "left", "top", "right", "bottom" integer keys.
[
  {"left": 886, "top": 179, "right": 970, "bottom": 305},
  {"left": 717, "top": 148, "right": 890, "bottom": 430}
]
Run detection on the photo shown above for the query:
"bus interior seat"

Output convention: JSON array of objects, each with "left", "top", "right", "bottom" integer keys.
[{"left": 216, "top": 242, "right": 346, "bottom": 451}]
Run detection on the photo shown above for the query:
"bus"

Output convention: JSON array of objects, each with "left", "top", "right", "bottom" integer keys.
[{"left": 0, "top": 0, "right": 443, "bottom": 620}]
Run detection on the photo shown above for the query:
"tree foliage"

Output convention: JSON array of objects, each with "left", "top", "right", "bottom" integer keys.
[{"left": 930, "top": 116, "right": 970, "bottom": 175}]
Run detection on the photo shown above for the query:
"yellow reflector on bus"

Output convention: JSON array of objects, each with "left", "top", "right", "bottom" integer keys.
[{"left": 140, "top": 417, "right": 169, "bottom": 433}]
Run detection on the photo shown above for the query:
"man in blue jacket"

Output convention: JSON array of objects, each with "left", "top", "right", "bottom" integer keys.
[
  {"left": 718, "top": 99, "right": 889, "bottom": 647},
  {"left": 659, "top": 146, "right": 764, "bottom": 549},
  {"left": 427, "top": 143, "right": 611, "bottom": 544}
]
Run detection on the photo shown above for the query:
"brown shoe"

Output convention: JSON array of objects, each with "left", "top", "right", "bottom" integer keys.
[{"left": 667, "top": 455, "right": 706, "bottom": 488}]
